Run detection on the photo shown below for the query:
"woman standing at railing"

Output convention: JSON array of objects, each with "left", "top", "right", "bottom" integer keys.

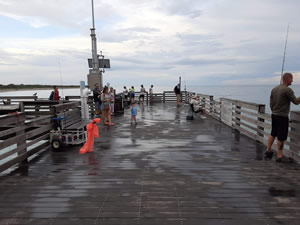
[{"left": 101, "top": 86, "right": 114, "bottom": 126}]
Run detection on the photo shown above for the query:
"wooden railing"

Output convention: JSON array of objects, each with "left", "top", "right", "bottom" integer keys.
[
  {"left": 0, "top": 112, "right": 53, "bottom": 173},
  {"left": 184, "top": 91, "right": 300, "bottom": 161},
  {"left": 0, "top": 99, "right": 83, "bottom": 173},
  {"left": 1, "top": 91, "right": 299, "bottom": 170}
]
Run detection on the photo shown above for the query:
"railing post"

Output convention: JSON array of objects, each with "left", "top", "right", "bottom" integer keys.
[
  {"left": 235, "top": 102, "right": 241, "bottom": 132},
  {"left": 209, "top": 96, "right": 214, "bottom": 114},
  {"left": 146, "top": 92, "right": 149, "bottom": 105},
  {"left": 16, "top": 114, "right": 27, "bottom": 162},
  {"left": 180, "top": 91, "right": 182, "bottom": 103},
  {"left": 290, "top": 111, "right": 300, "bottom": 158},
  {"left": 19, "top": 102, "right": 24, "bottom": 112},
  {"left": 163, "top": 92, "right": 166, "bottom": 103},
  {"left": 257, "top": 105, "right": 265, "bottom": 142}
]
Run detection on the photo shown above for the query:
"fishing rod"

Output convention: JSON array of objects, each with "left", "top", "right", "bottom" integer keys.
[
  {"left": 280, "top": 24, "right": 290, "bottom": 84},
  {"left": 58, "top": 58, "right": 64, "bottom": 100}
]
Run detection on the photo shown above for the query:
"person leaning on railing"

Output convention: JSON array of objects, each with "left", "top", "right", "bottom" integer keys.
[{"left": 265, "top": 72, "right": 300, "bottom": 162}]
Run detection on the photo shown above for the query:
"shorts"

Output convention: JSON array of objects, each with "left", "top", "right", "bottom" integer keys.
[
  {"left": 271, "top": 114, "right": 289, "bottom": 141},
  {"left": 139, "top": 94, "right": 144, "bottom": 99},
  {"left": 95, "top": 102, "right": 101, "bottom": 110},
  {"left": 131, "top": 115, "right": 136, "bottom": 119}
]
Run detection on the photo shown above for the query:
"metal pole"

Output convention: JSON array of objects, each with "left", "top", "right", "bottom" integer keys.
[
  {"left": 179, "top": 76, "right": 181, "bottom": 89},
  {"left": 91, "top": 0, "right": 95, "bottom": 29}
]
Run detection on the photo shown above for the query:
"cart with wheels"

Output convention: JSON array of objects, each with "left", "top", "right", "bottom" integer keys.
[{"left": 50, "top": 108, "right": 88, "bottom": 151}]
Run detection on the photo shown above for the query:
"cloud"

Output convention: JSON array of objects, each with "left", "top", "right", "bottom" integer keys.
[
  {"left": 1, "top": 0, "right": 300, "bottom": 86},
  {"left": 159, "top": 0, "right": 204, "bottom": 18}
]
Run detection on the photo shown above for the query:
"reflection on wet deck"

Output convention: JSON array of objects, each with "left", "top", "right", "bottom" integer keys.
[{"left": 1, "top": 103, "right": 300, "bottom": 225}]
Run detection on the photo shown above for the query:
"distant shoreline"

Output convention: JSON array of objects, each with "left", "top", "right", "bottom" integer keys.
[{"left": 0, "top": 86, "right": 80, "bottom": 93}]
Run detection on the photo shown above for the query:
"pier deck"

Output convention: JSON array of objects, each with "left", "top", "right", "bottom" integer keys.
[{"left": 1, "top": 103, "right": 300, "bottom": 225}]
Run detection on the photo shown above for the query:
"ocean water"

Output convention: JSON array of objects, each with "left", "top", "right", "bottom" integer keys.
[
  {"left": 1, "top": 85, "right": 300, "bottom": 112},
  {"left": 188, "top": 85, "right": 300, "bottom": 113}
]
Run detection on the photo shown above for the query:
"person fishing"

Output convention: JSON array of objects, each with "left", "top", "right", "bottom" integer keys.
[
  {"left": 49, "top": 86, "right": 60, "bottom": 101},
  {"left": 174, "top": 83, "right": 181, "bottom": 105},
  {"left": 265, "top": 73, "right": 300, "bottom": 162}
]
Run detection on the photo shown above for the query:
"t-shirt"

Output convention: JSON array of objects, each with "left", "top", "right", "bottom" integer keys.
[
  {"left": 190, "top": 98, "right": 201, "bottom": 111},
  {"left": 140, "top": 87, "right": 145, "bottom": 95},
  {"left": 101, "top": 93, "right": 110, "bottom": 105},
  {"left": 149, "top": 88, "right": 153, "bottom": 95},
  {"left": 174, "top": 85, "right": 180, "bottom": 94},
  {"left": 131, "top": 106, "right": 137, "bottom": 116},
  {"left": 270, "top": 84, "right": 298, "bottom": 117},
  {"left": 93, "top": 88, "right": 100, "bottom": 102},
  {"left": 110, "top": 92, "right": 115, "bottom": 102},
  {"left": 54, "top": 89, "right": 59, "bottom": 100}
]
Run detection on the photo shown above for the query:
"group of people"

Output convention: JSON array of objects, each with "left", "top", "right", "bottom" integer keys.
[
  {"left": 123, "top": 85, "right": 154, "bottom": 105},
  {"left": 51, "top": 74, "right": 300, "bottom": 162},
  {"left": 93, "top": 83, "right": 115, "bottom": 126}
]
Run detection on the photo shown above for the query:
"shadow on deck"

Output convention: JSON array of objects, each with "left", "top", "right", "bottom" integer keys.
[{"left": 1, "top": 103, "right": 300, "bottom": 225}]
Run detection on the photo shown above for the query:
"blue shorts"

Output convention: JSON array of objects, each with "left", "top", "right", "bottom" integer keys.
[{"left": 95, "top": 102, "right": 101, "bottom": 110}]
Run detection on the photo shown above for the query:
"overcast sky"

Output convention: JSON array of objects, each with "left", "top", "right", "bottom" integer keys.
[{"left": 0, "top": 0, "right": 300, "bottom": 88}]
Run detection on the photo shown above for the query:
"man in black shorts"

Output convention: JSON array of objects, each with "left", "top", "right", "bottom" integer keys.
[{"left": 265, "top": 73, "right": 300, "bottom": 162}]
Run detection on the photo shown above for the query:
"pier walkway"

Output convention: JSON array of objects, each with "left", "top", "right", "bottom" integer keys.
[{"left": 1, "top": 103, "right": 300, "bottom": 225}]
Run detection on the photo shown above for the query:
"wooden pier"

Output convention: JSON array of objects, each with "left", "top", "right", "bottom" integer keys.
[{"left": 0, "top": 92, "right": 300, "bottom": 224}]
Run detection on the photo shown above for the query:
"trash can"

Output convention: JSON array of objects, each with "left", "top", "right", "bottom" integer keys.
[{"left": 114, "top": 94, "right": 124, "bottom": 113}]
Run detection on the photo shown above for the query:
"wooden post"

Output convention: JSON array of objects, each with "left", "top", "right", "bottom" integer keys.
[
  {"left": 146, "top": 92, "right": 149, "bottom": 105},
  {"left": 19, "top": 102, "right": 24, "bottom": 112},
  {"left": 257, "top": 105, "right": 265, "bottom": 142},
  {"left": 163, "top": 92, "right": 166, "bottom": 103},
  {"left": 290, "top": 111, "right": 300, "bottom": 158},
  {"left": 16, "top": 114, "right": 27, "bottom": 162},
  {"left": 235, "top": 102, "right": 241, "bottom": 132},
  {"left": 209, "top": 96, "right": 214, "bottom": 114}
]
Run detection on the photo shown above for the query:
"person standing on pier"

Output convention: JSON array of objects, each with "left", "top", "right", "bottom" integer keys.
[
  {"left": 265, "top": 73, "right": 300, "bottom": 162},
  {"left": 49, "top": 86, "right": 60, "bottom": 101},
  {"left": 93, "top": 83, "right": 101, "bottom": 116},
  {"left": 174, "top": 83, "right": 181, "bottom": 105},
  {"left": 139, "top": 84, "right": 146, "bottom": 104},
  {"left": 123, "top": 86, "right": 129, "bottom": 104},
  {"left": 129, "top": 86, "right": 135, "bottom": 104},
  {"left": 131, "top": 102, "right": 137, "bottom": 125},
  {"left": 149, "top": 85, "right": 154, "bottom": 103},
  {"left": 110, "top": 87, "right": 115, "bottom": 115},
  {"left": 53, "top": 86, "right": 60, "bottom": 101},
  {"left": 101, "top": 86, "right": 114, "bottom": 126}
]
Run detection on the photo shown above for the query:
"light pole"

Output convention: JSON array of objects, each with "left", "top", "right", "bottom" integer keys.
[{"left": 87, "top": 0, "right": 102, "bottom": 90}]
